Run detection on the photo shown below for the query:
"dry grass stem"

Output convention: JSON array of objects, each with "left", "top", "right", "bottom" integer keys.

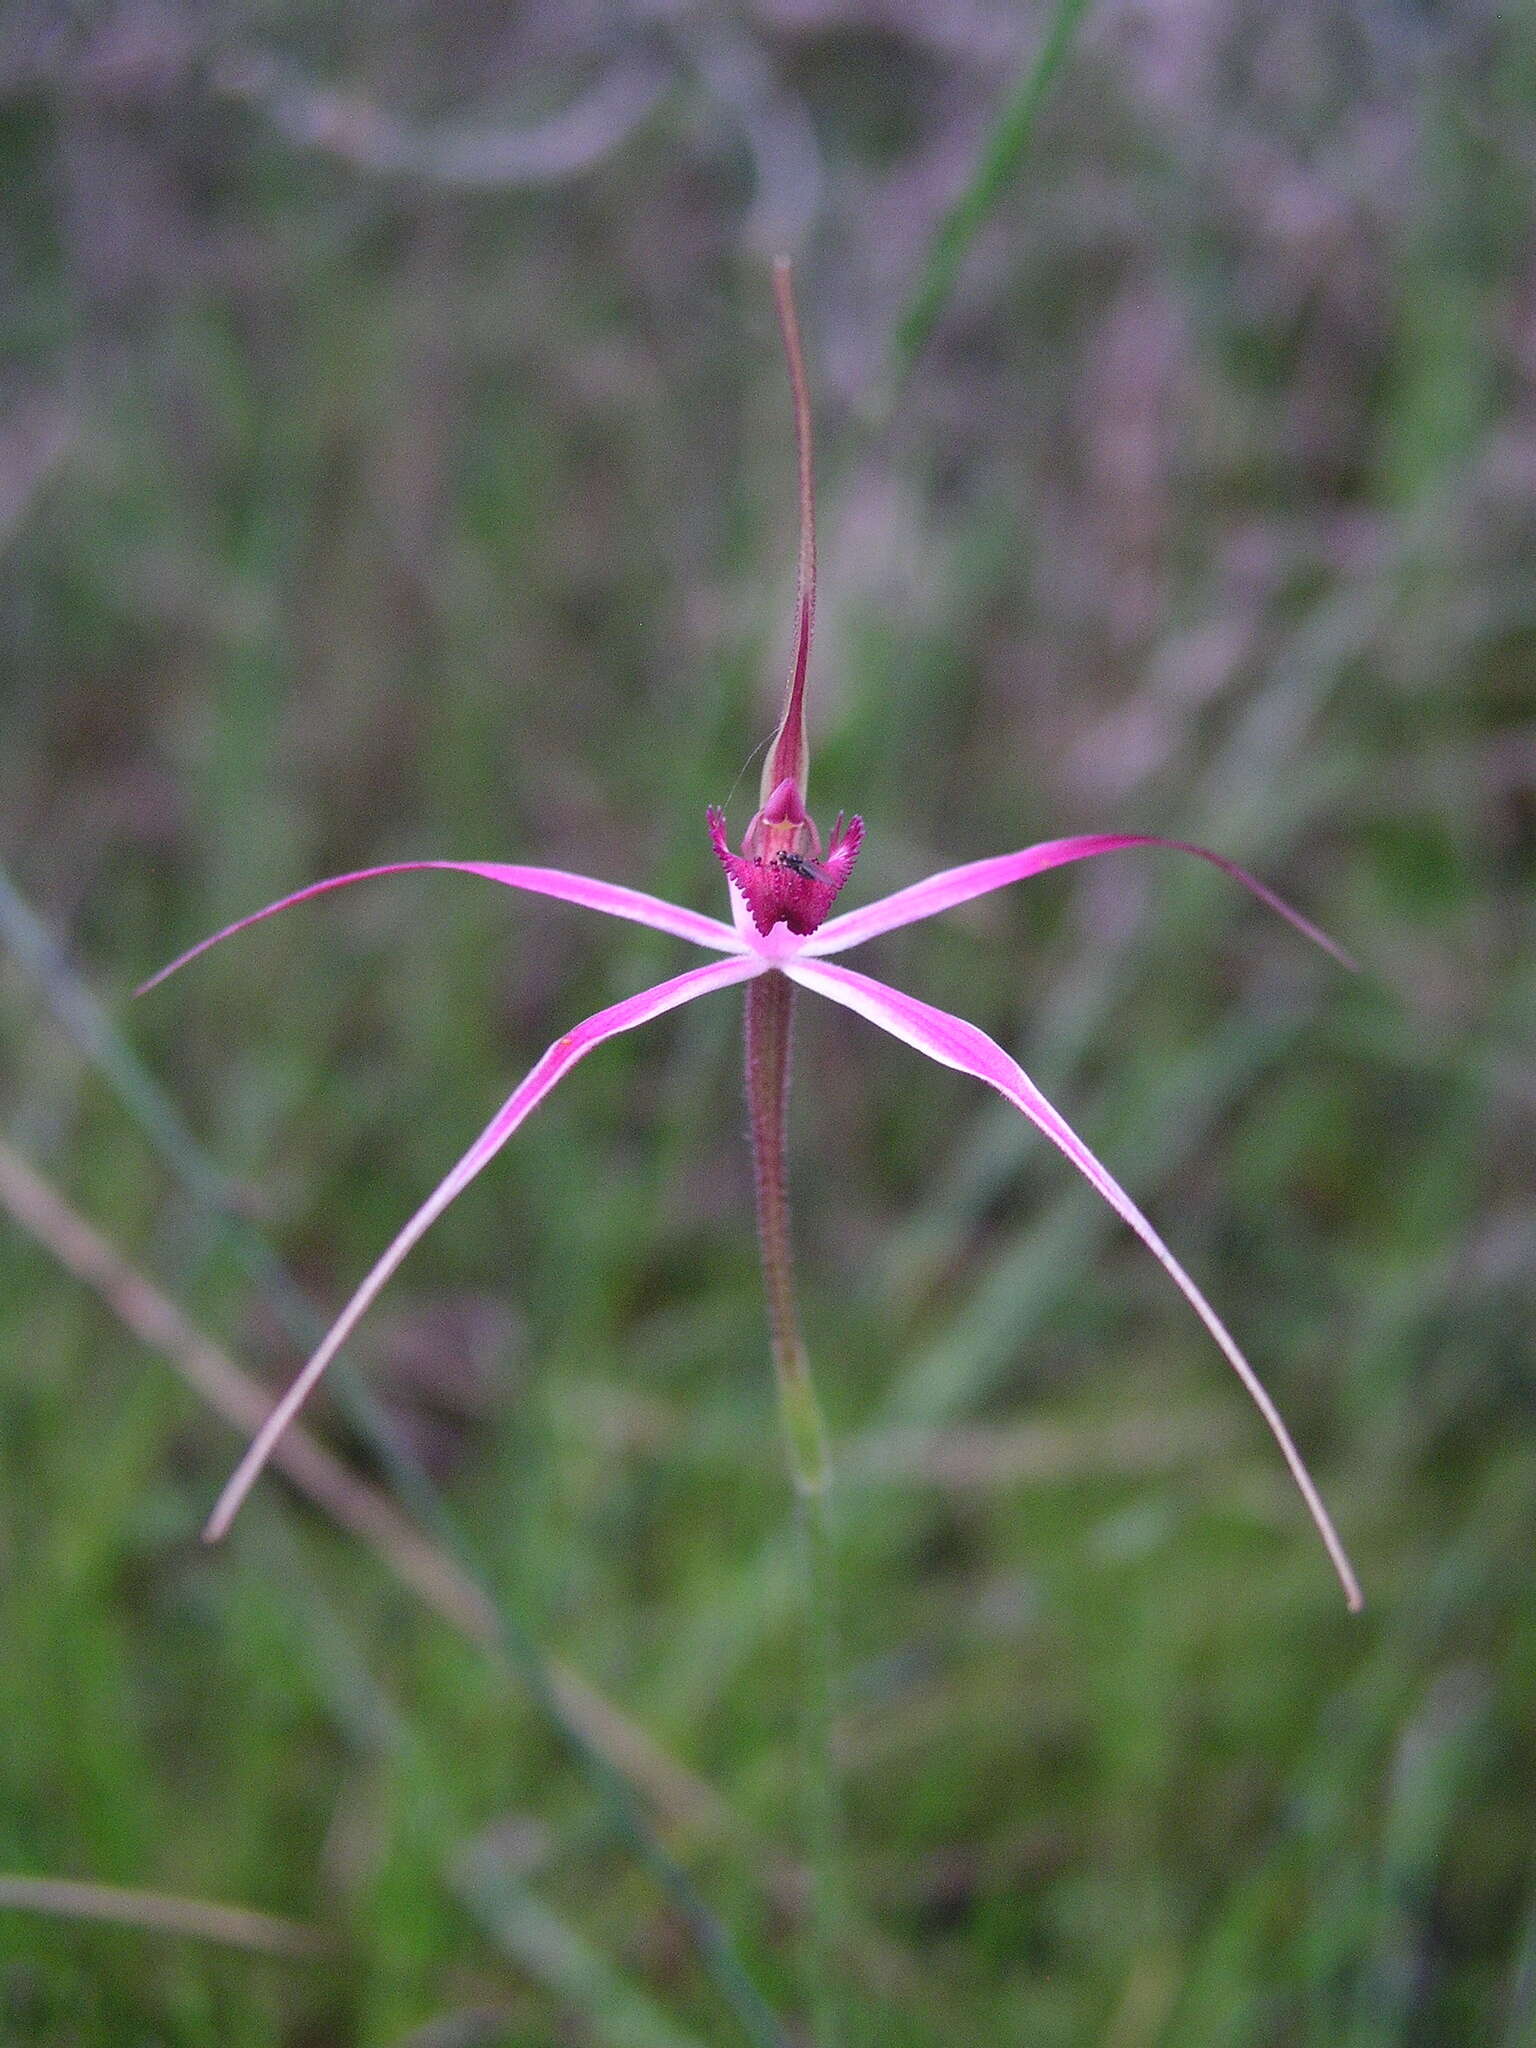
[
  {"left": 0, "top": 1136, "right": 722, "bottom": 1840},
  {"left": 0, "top": 1874, "right": 326, "bottom": 1958}
]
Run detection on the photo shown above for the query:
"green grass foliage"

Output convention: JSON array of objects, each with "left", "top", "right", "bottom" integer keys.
[{"left": 2, "top": 4, "right": 1534, "bottom": 2042}]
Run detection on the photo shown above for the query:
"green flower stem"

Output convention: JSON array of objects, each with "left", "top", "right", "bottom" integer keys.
[{"left": 744, "top": 970, "right": 844, "bottom": 2047}]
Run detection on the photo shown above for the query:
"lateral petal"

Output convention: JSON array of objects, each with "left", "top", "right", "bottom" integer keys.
[
  {"left": 806, "top": 833, "right": 1355, "bottom": 967},
  {"left": 139, "top": 860, "right": 745, "bottom": 994},
  {"left": 204, "top": 953, "right": 763, "bottom": 1539}
]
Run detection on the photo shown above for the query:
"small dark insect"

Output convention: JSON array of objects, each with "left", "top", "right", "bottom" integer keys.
[{"left": 777, "top": 852, "right": 826, "bottom": 882}]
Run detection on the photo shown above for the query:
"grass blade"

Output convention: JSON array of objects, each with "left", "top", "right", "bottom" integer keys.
[
  {"left": 0, "top": 1874, "right": 325, "bottom": 1959},
  {"left": 886, "top": 0, "right": 1093, "bottom": 392}
]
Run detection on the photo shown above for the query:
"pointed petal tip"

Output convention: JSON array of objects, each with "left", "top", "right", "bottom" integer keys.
[
  {"left": 1330, "top": 935, "right": 1363, "bottom": 976},
  {"left": 135, "top": 943, "right": 217, "bottom": 998},
  {"left": 204, "top": 1442, "right": 268, "bottom": 1540}
]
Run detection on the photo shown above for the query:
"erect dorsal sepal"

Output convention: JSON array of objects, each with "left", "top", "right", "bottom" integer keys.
[{"left": 761, "top": 258, "right": 815, "bottom": 807}]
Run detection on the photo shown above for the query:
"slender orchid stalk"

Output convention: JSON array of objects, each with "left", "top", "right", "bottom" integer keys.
[{"left": 143, "top": 261, "right": 1363, "bottom": 1619}]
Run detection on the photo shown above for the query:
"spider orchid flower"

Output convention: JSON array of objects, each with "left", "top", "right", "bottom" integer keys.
[{"left": 143, "top": 263, "right": 1361, "bottom": 1611}]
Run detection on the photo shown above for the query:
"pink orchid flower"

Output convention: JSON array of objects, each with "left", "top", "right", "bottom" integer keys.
[{"left": 143, "top": 263, "right": 1361, "bottom": 1611}]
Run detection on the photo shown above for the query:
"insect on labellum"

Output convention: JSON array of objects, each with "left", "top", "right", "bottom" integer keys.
[{"left": 778, "top": 852, "right": 825, "bottom": 883}]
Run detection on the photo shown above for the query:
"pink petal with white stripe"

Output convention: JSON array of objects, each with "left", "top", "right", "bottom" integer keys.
[
  {"left": 138, "top": 860, "right": 745, "bottom": 995},
  {"left": 806, "top": 833, "right": 1355, "bottom": 968},
  {"left": 204, "top": 953, "right": 763, "bottom": 1540},
  {"left": 784, "top": 956, "right": 1361, "bottom": 1609}
]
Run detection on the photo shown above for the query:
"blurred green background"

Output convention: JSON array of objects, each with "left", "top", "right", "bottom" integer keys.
[{"left": 2, "top": 3, "right": 1534, "bottom": 2043}]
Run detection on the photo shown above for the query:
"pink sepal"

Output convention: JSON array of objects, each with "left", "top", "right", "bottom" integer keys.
[{"left": 784, "top": 956, "right": 1362, "bottom": 1610}]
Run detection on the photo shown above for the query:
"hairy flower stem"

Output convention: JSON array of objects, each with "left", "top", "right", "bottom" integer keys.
[
  {"left": 744, "top": 970, "right": 844, "bottom": 2047},
  {"left": 745, "top": 973, "right": 827, "bottom": 1490}
]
